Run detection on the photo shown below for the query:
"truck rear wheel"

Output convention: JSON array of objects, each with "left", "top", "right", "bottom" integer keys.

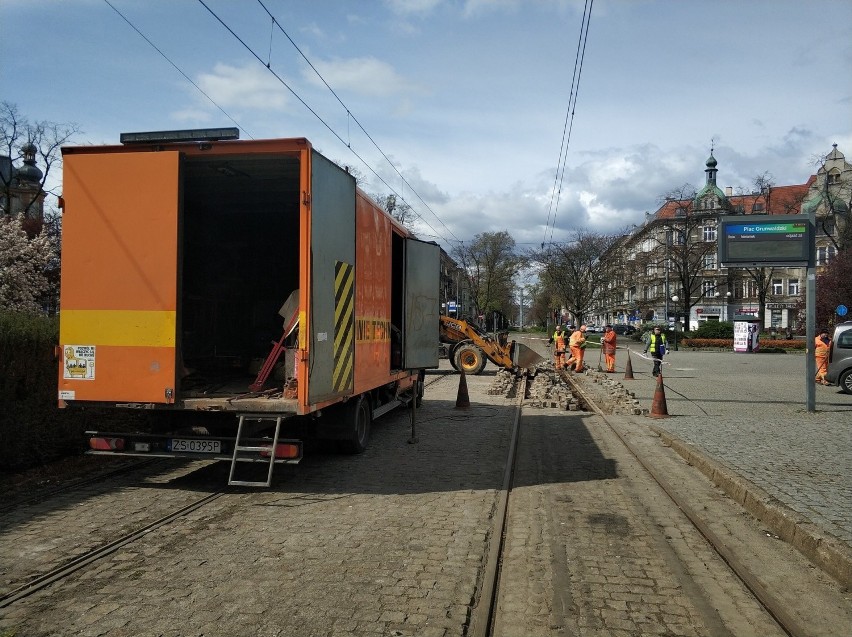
[
  {"left": 340, "top": 395, "right": 371, "bottom": 454},
  {"left": 454, "top": 344, "right": 487, "bottom": 375}
]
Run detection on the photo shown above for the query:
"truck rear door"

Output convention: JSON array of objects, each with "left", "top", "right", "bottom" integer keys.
[{"left": 58, "top": 151, "right": 181, "bottom": 404}]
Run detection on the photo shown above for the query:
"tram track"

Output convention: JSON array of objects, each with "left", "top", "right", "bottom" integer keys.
[
  {"left": 0, "top": 491, "right": 225, "bottom": 609},
  {"left": 1, "top": 372, "right": 457, "bottom": 613},
  {"left": 465, "top": 363, "right": 846, "bottom": 637},
  {"left": 553, "top": 369, "right": 823, "bottom": 637}
]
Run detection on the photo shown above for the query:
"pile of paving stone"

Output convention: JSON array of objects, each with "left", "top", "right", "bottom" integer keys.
[
  {"left": 487, "top": 368, "right": 518, "bottom": 396},
  {"left": 578, "top": 369, "right": 648, "bottom": 416},
  {"left": 524, "top": 363, "right": 584, "bottom": 410}
]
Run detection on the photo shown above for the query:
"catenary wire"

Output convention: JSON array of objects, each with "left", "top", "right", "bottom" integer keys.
[
  {"left": 197, "top": 0, "right": 457, "bottom": 247},
  {"left": 102, "top": 0, "right": 253, "bottom": 140},
  {"left": 542, "top": 0, "right": 594, "bottom": 249},
  {"left": 255, "top": 0, "right": 461, "bottom": 245}
]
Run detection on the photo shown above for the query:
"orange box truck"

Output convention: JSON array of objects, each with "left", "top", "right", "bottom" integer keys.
[{"left": 58, "top": 129, "right": 439, "bottom": 485}]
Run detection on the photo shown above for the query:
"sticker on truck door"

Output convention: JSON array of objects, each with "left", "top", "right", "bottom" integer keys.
[{"left": 63, "top": 345, "right": 96, "bottom": 380}]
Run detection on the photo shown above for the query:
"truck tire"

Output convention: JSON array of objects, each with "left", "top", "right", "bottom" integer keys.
[
  {"left": 454, "top": 343, "right": 487, "bottom": 375},
  {"left": 340, "top": 395, "right": 371, "bottom": 454},
  {"left": 415, "top": 377, "right": 425, "bottom": 407}
]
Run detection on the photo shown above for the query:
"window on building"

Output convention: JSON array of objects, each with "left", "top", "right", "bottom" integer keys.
[
  {"left": 734, "top": 204, "right": 745, "bottom": 213},
  {"left": 703, "top": 253, "right": 716, "bottom": 269},
  {"left": 752, "top": 202, "right": 764, "bottom": 212},
  {"left": 817, "top": 245, "right": 837, "bottom": 265},
  {"left": 788, "top": 279, "right": 799, "bottom": 296},
  {"left": 703, "top": 225, "right": 717, "bottom": 241},
  {"left": 702, "top": 280, "right": 716, "bottom": 297},
  {"left": 745, "top": 280, "right": 759, "bottom": 298},
  {"left": 772, "top": 279, "right": 783, "bottom": 295},
  {"left": 771, "top": 310, "right": 782, "bottom": 328},
  {"left": 827, "top": 169, "right": 841, "bottom": 185}
]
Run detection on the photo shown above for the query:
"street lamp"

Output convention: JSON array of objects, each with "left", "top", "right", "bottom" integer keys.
[{"left": 671, "top": 295, "right": 679, "bottom": 350}]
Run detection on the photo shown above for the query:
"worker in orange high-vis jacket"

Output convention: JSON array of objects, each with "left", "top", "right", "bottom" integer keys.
[
  {"left": 568, "top": 325, "right": 588, "bottom": 372},
  {"left": 602, "top": 324, "right": 617, "bottom": 372},
  {"left": 548, "top": 324, "right": 568, "bottom": 369},
  {"left": 815, "top": 328, "right": 832, "bottom": 385}
]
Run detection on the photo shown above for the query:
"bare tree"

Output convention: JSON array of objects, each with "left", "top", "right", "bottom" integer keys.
[
  {"left": 660, "top": 184, "right": 719, "bottom": 323},
  {"left": 373, "top": 193, "right": 416, "bottom": 230},
  {"left": 452, "top": 231, "right": 524, "bottom": 323},
  {"left": 532, "top": 231, "right": 619, "bottom": 325},
  {"left": 1, "top": 102, "right": 80, "bottom": 220}
]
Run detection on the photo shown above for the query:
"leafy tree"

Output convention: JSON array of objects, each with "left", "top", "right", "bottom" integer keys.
[{"left": 0, "top": 214, "right": 57, "bottom": 313}]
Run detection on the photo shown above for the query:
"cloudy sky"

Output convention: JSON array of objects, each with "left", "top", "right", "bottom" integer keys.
[{"left": 4, "top": 0, "right": 851, "bottom": 254}]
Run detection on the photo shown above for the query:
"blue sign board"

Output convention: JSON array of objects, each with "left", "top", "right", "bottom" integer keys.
[{"left": 838, "top": 304, "right": 849, "bottom": 317}]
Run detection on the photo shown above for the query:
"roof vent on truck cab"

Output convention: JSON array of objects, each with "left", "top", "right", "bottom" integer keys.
[{"left": 119, "top": 128, "right": 240, "bottom": 145}]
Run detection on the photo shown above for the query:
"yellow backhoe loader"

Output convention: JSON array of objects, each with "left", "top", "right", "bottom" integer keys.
[{"left": 439, "top": 316, "right": 544, "bottom": 375}]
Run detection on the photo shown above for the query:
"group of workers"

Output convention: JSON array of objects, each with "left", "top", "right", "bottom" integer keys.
[
  {"left": 549, "top": 324, "right": 618, "bottom": 373},
  {"left": 548, "top": 323, "right": 835, "bottom": 387}
]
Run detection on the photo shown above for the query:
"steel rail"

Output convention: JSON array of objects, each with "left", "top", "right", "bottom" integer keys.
[
  {"left": 0, "top": 459, "right": 161, "bottom": 515},
  {"left": 561, "top": 370, "right": 801, "bottom": 637},
  {"left": 0, "top": 491, "right": 225, "bottom": 609},
  {"left": 467, "top": 371, "right": 528, "bottom": 637}
]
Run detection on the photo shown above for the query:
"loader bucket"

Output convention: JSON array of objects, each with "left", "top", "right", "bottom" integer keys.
[{"left": 511, "top": 342, "right": 545, "bottom": 370}]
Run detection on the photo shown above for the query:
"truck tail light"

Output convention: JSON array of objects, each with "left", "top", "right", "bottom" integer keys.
[
  {"left": 260, "top": 443, "right": 299, "bottom": 459},
  {"left": 89, "top": 437, "right": 126, "bottom": 451}
]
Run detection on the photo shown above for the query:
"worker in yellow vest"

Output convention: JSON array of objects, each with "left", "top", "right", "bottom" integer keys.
[
  {"left": 815, "top": 328, "right": 832, "bottom": 385},
  {"left": 548, "top": 324, "right": 568, "bottom": 369}
]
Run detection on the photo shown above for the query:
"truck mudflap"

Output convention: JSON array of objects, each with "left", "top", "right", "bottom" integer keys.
[{"left": 85, "top": 431, "right": 303, "bottom": 464}]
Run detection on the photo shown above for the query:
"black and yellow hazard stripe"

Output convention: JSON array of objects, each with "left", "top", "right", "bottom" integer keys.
[{"left": 333, "top": 261, "right": 355, "bottom": 393}]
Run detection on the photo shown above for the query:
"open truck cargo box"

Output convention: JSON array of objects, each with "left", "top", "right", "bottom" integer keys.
[{"left": 59, "top": 136, "right": 439, "bottom": 424}]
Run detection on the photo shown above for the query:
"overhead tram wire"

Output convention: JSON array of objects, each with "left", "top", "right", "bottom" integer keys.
[
  {"left": 254, "top": 1, "right": 459, "bottom": 247},
  {"left": 542, "top": 0, "right": 594, "bottom": 249},
  {"left": 102, "top": 0, "right": 253, "bottom": 140},
  {"left": 195, "top": 1, "right": 454, "bottom": 247}
]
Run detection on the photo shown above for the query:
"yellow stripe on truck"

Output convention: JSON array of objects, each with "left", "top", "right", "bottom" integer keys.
[{"left": 60, "top": 310, "right": 176, "bottom": 347}]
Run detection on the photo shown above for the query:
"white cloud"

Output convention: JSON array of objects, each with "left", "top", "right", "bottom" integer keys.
[
  {"left": 196, "top": 63, "right": 289, "bottom": 111},
  {"left": 303, "top": 56, "right": 420, "bottom": 99}
]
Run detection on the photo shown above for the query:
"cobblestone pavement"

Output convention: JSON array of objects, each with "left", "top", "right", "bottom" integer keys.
[
  {"left": 1, "top": 370, "right": 515, "bottom": 637},
  {"left": 2, "top": 342, "right": 851, "bottom": 637},
  {"left": 494, "top": 406, "right": 787, "bottom": 637}
]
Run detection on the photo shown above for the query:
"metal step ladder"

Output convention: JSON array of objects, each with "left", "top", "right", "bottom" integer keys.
[{"left": 228, "top": 414, "right": 283, "bottom": 488}]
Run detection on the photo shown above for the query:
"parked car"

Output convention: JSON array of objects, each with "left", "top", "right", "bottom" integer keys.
[
  {"left": 612, "top": 324, "right": 637, "bottom": 335},
  {"left": 826, "top": 321, "right": 852, "bottom": 394}
]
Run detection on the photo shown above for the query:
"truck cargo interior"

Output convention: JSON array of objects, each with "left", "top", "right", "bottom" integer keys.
[{"left": 179, "top": 153, "right": 300, "bottom": 394}]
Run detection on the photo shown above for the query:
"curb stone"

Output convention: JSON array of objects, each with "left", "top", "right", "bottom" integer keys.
[{"left": 648, "top": 424, "right": 852, "bottom": 589}]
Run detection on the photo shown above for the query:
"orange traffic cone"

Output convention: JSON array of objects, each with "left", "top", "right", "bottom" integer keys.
[
  {"left": 623, "top": 350, "right": 635, "bottom": 380},
  {"left": 649, "top": 372, "right": 669, "bottom": 418},
  {"left": 455, "top": 369, "right": 471, "bottom": 410}
]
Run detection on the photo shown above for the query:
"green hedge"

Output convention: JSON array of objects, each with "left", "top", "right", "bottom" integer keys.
[
  {"left": 0, "top": 312, "right": 95, "bottom": 470},
  {"left": 681, "top": 338, "right": 805, "bottom": 350}
]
